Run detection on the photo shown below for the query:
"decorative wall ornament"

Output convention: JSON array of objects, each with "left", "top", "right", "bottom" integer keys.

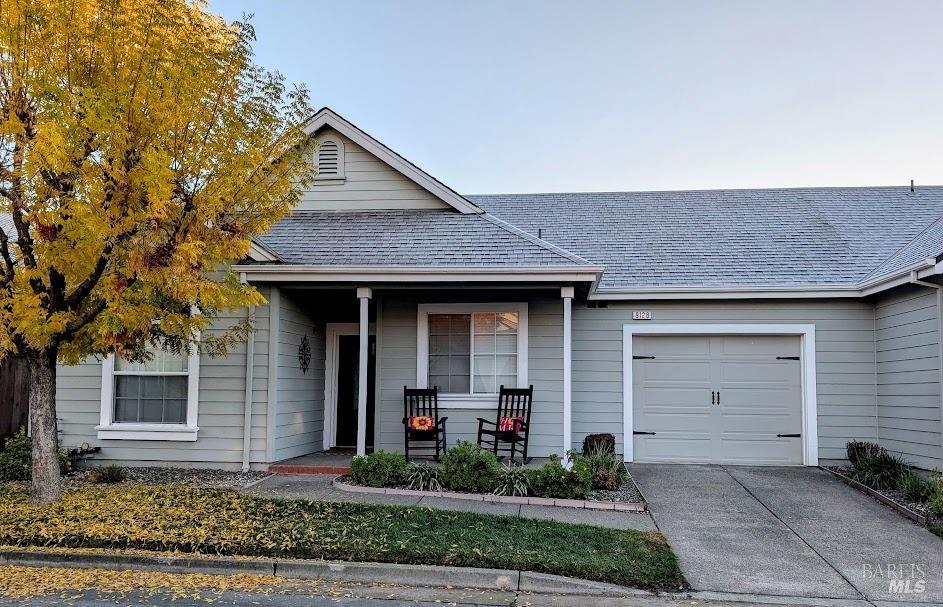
[{"left": 298, "top": 334, "right": 311, "bottom": 374}]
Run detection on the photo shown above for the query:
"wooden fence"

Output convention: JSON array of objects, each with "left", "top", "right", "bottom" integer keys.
[{"left": 0, "top": 356, "right": 29, "bottom": 439}]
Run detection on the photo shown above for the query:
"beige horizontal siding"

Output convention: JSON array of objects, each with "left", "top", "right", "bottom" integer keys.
[
  {"left": 296, "top": 127, "right": 450, "bottom": 212},
  {"left": 55, "top": 286, "right": 273, "bottom": 469},
  {"left": 572, "top": 300, "right": 879, "bottom": 462},
  {"left": 874, "top": 285, "right": 942, "bottom": 470}
]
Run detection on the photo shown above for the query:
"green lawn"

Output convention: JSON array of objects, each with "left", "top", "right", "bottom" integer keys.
[{"left": 0, "top": 484, "right": 683, "bottom": 591}]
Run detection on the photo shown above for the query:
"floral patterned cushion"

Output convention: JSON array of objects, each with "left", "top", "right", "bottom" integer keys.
[
  {"left": 498, "top": 416, "right": 524, "bottom": 433},
  {"left": 408, "top": 415, "right": 435, "bottom": 432}
]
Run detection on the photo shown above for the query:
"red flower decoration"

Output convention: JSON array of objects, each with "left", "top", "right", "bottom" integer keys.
[{"left": 408, "top": 416, "right": 434, "bottom": 432}]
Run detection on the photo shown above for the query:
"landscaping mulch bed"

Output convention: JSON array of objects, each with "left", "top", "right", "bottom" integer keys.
[
  {"left": 824, "top": 466, "right": 942, "bottom": 529},
  {"left": 41, "top": 467, "right": 270, "bottom": 491},
  {"left": 339, "top": 474, "right": 646, "bottom": 505},
  {"left": 0, "top": 484, "right": 683, "bottom": 591},
  {"left": 589, "top": 478, "right": 644, "bottom": 503}
]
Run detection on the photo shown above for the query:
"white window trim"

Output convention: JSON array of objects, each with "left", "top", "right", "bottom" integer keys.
[
  {"left": 622, "top": 323, "right": 818, "bottom": 466},
  {"left": 417, "top": 302, "right": 528, "bottom": 409},
  {"left": 97, "top": 346, "right": 201, "bottom": 441},
  {"left": 313, "top": 135, "right": 346, "bottom": 183}
]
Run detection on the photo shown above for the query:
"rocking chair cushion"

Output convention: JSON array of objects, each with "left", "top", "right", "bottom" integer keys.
[
  {"left": 498, "top": 416, "right": 524, "bottom": 434},
  {"left": 407, "top": 415, "right": 435, "bottom": 432}
]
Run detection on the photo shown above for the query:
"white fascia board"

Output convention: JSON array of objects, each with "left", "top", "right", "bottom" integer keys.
[
  {"left": 247, "top": 240, "right": 281, "bottom": 262},
  {"left": 232, "top": 264, "right": 604, "bottom": 284},
  {"left": 590, "top": 286, "right": 862, "bottom": 300},
  {"left": 302, "top": 108, "right": 483, "bottom": 215},
  {"left": 592, "top": 258, "right": 942, "bottom": 301}
]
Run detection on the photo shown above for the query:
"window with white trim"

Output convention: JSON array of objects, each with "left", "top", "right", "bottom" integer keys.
[
  {"left": 417, "top": 303, "right": 528, "bottom": 406},
  {"left": 98, "top": 343, "right": 201, "bottom": 441}
]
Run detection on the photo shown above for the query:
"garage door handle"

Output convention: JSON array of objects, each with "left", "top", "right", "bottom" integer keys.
[
  {"left": 777, "top": 433, "right": 801, "bottom": 438},
  {"left": 776, "top": 356, "right": 800, "bottom": 360},
  {"left": 633, "top": 431, "right": 656, "bottom": 435},
  {"left": 711, "top": 391, "right": 715, "bottom": 405}
]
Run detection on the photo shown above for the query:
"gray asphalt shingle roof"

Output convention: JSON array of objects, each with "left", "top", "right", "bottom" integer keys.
[
  {"left": 258, "top": 209, "right": 592, "bottom": 267},
  {"left": 469, "top": 186, "right": 943, "bottom": 290}
]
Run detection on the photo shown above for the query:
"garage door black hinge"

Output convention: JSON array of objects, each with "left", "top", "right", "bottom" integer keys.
[
  {"left": 776, "top": 356, "right": 800, "bottom": 360},
  {"left": 777, "top": 433, "right": 801, "bottom": 438},
  {"left": 633, "top": 355, "right": 656, "bottom": 360},
  {"left": 633, "top": 431, "right": 656, "bottom": 435}
]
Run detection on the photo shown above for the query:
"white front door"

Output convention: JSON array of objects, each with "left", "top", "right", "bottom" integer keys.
[{"left": 632, "top": 335, "right": 803, "bottom": 465}]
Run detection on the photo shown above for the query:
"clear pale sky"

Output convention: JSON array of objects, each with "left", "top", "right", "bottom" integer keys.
[{"left": 212, "top": 1, "right": 943, "bottom": 195}]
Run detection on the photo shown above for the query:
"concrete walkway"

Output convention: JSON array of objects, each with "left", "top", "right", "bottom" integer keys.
[
  {"left": 631, "top": 464, "right": 943, "bottom": 604},
  {"left": 245, "top": 473, "right": 657, "bottom": 532}
]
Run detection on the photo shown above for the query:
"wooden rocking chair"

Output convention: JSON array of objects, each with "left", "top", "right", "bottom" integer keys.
[
  {"left": 402, "top": 386, "right": 447, "bottom": 460},
  {"left": 476, "top": 385, "right": 533, "bottom": 464}
]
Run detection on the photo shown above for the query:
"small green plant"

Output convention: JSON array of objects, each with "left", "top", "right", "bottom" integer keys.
[
  {"left": 494, "top": 462, "right": 530, "bottom": 497},
  {"left": 406, "top": 461, "right": 442, "bottom": 492},
  {"left": 850, "top": 453, "right": 910, "bottom": 491},
  {"left": 896, "top": 471, "right": 933, "bottom": 503},
  {"left": 527, "top": 454, "right": 592, "bottom": 499},
  {"left": 0, "top": 430, "right": 76, "bottom": 482},
  {"left": 846, "top": 441, "right": 886, "bottom": 467},
  {"left": 92, "top": 464, "right": 127, "bottom": 484},
  {"left": 582, "top": 444, "right": 627, "bottom": 491},
  {"left": 350, "top": 451, "right": 408, "bottom": 487},
  {"left": 581, "top": 433, "right": 615, "bottom": 456},
  {"left": 439, "top": 441, "right": 500, "bottom": 493},
  {"left": 929, "top": 492, "right": 943, "bottom": 516}
]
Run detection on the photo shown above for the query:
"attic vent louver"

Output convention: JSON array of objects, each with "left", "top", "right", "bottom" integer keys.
[{"left": 315, "top": 137, "right": 345, "bottom": 181}]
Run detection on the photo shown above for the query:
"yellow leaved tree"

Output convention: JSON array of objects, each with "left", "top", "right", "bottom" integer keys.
[{"left": 0, "top": 0, "right": 313, "bottom": 503}]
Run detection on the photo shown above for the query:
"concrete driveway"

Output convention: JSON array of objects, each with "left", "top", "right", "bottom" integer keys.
[{"left": 630, "top": 464, "right": 943, "bottom": 604}]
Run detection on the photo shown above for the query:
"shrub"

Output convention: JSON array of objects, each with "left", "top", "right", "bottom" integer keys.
[
  {"left": 527, "top": 454, "right": 592, "bottom": 500},
  {"left": 582, "top": 433, "right": 615, "bottom": 456},
  {"left": 494, "top": 462, "right": 529, "bottom": 497},
  {"left": 896, "top": 471, "right": 933, "bottom": 503},
  {"left": 583, "top": 445, "right": 627, "bottom": 491},
  {"left": 439, "top": 441, "right": 500, "bottom": 493},
  {"left": 0, "top": 430, "right": 76, "bottom": 482},
  {"left": 846, "top": 441, "right": 885, "bottom": 467},
  {"left": 350, "top": 451, "right": 407, "bottom": 488},
  {"left": 930, "top": 492, "right": 943, "bottom": 516},
  {"left": 406, "top": 461, "right": 442, "bottom": 492},
  {"left": 93, "top": 464, "right": 127, "bottom": 484},
  {"left": 850, "top": 453, "right": 910, "bottom": 491}
]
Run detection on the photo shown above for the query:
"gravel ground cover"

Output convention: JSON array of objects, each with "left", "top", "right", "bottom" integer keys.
[
  {"left": 824, "top": 465, "right": 940, "bottom": 521},
  {"left": 49, "top": 467, "right": 271, "bottom": 490},
  {"left": 589, "top": 478, "right": 645, "bottom": 503}
]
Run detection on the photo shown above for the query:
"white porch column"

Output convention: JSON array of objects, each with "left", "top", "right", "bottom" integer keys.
[
  {"left": 356, "top": 287, "right": 372, "bottom": 456},
  {"left": 561, "top": 287, "right": 574, "bottom": 460}
]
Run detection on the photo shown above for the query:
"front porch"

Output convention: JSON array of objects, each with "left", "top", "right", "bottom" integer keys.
[{"left": 260, "top": 284, "right": 580, "bottom": 470}]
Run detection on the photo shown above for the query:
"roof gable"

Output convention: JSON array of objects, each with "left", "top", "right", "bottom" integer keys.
[{"left": 301, "top": 108, "right": 482, "bottom": 214}]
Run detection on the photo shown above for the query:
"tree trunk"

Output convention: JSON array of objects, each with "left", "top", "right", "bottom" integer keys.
[{"left": 27, "top": 348, "right": 60, "bottom": 504}]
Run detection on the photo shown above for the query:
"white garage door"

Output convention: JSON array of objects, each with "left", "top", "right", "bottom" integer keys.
[{"left": 632, "top": 335, "right": 803, "bottom": 465}]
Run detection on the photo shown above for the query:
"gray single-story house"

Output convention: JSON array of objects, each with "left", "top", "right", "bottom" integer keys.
[{"left": 56, "top": 108, "right": 943, "bottom": 471}]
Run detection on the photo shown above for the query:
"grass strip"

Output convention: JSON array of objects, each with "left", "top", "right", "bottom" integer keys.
[{"left": 0, "top": 484, "right": 683, "bottom": 591}]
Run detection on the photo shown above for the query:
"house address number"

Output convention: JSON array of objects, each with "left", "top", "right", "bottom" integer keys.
[{"left": 633, "top": 311, "right": 652, "bottom": 320}]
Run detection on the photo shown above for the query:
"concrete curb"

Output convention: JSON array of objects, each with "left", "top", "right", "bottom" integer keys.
[
  {"left": 0, "top": 548, "right": 642, "bottom": 597},
  {"left": 332, "top": 477, "right": 648, "bottom": 512}
]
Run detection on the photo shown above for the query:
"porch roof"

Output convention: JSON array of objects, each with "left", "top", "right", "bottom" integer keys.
[{"left": 257, "top": 209, "right": 593, "bottom": 267}]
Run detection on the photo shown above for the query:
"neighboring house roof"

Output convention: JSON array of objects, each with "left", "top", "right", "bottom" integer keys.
[
  {"left": 862, "top": 214, "right": 943, "bottom": 281},
  {"left": 257, "top": 209, "right": 594, "bottom": 267},
  {"left": 469, "top": 186, "right": 943, "bottom": 291}
]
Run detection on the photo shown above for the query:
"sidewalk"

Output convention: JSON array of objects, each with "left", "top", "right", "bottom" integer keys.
[{"left": 244, "top": 474, "right": 657, "bottom": 532}]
